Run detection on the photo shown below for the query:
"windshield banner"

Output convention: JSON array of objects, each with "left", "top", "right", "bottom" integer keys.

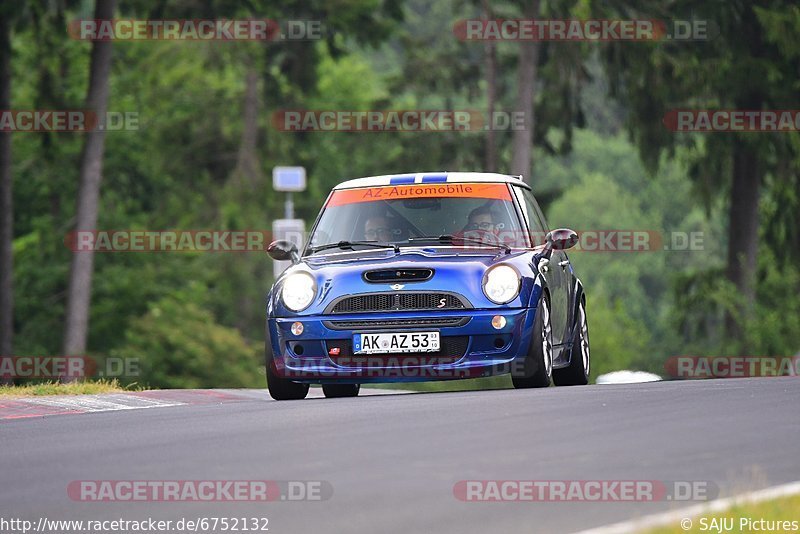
[{"left": 326, "top": 183, "right": 512, "bottom": 207}]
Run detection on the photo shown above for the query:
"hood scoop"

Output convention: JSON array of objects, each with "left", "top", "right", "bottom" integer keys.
[{"left": 364, "top": 268, "right": 433, "bottom": 283}]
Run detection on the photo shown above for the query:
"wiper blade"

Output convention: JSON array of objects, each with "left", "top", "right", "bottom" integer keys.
[
  {"left": 309, "top": 241, "right": 400, "bottom": 254},
  {"left": 406, "top": 235, "right": 510, "bottom": 254}
]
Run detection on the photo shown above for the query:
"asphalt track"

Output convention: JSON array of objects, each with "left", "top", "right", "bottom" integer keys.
[{"left": 1, "top": 378, "right": 798, "bottom": 533}]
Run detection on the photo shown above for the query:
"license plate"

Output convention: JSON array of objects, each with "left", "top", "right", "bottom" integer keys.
[{"left": 353, "top": 332, "right": 440, "bottom": 354}]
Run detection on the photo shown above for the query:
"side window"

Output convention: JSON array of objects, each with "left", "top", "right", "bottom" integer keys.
[{"left": 513, "top": 186, "right": 548, "bottom": 246}]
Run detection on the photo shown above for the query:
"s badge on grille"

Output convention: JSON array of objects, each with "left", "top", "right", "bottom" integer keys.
[{"left": 390, "top": 283, "right": 405, "bottom": 290}]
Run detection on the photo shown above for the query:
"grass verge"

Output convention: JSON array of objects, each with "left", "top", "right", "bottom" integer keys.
[{"left": 0, "top": 379, "right": 139, "bottom": 397}]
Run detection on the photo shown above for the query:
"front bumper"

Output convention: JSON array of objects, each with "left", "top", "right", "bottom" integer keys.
[{"left": 267, "top": 308, "right": 537, "bottom": 384}]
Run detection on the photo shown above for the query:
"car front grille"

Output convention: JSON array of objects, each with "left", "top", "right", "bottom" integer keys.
[
  {"left": 328, "top": 292, "right": 468, "bottom": 314},
  {"left": 324, "top": 317, "right": 469, "bottom": 330}
]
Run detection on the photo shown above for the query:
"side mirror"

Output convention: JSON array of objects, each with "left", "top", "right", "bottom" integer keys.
[
  {"left": 546, "top": 228, "right": 579, "bottom": 251},
  {"left": 267, "top": 240, "right": 299, "bottom": 263}
]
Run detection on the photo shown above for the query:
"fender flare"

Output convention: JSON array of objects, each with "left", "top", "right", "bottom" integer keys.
[{"left": 527, "top": 271, "right": 549, "bottom": 309}]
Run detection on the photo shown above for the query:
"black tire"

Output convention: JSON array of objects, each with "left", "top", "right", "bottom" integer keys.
[
  {"left": 512, "top": 293, "right": 553, "bottom": 389},
  {"left": 265, "top": 324, "right": 309, "bottom": 401},
  {"left": 322, "top": 384, "right": 360, "bottom": 398},
  {"left": 553, "top": 297, "right": 590, "bottom": 386}
]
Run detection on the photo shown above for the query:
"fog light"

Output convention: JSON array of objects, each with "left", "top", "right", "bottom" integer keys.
[
  {"left": 291, "top": 322, "right": 304, "bottom": 336},
  {"left": 491, "top": 315, "right": 506, "bottom": 330}
]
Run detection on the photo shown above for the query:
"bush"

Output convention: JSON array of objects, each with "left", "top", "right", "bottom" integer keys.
[{"left": 112, "top": 296, "right": 264, "bottom": 389}]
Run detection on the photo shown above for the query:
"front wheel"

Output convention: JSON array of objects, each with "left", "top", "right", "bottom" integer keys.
[
  {"left": 322, "top": 384, "right": 360, "bottom": 398},
  {"left": 266, "top": 362, "right": 309, "bottom": 400},
  {"left": 265, "top": 325, "right": 309, "bottom": 400},
  {"left": 553, "top": 297, "right": 590, "bottom": 386},
  {"left": 512, "top": 293, "right": 553, "bottom": 389}
]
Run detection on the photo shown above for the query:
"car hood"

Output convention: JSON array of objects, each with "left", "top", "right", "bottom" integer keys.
[{"left": 270, "top": 247, "right": 537, "bottom": 316}]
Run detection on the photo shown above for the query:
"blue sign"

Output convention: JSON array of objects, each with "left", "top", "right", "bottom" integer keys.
[{"left": 273, "top": 166, "right": 306, "bottom": 192}]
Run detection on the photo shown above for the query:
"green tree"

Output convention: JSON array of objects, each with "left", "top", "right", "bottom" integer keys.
[
  {"left": 63, "top": 0, "right": 117, "bottom": 362},
  {"left": 0, "top": 2, "right": 15, "bottom": 373},
  {"left": 596, "top": 1, "right": 800, "bottom": 348}
]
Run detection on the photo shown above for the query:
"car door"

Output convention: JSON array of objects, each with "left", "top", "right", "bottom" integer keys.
[{"left": 512, "top": 186, "right": 569, "bottom": 347}]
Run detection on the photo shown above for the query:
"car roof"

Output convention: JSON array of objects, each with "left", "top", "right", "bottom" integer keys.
[{"left": 332, "top": 172, "right": 530, "bottom": 190}]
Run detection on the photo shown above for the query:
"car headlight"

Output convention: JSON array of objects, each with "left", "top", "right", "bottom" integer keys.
[
  {"left": 281, "top": 272, "right": 317, "bottom": 312},
  {"left": 482, "top": 264, "right": 521, "bottom": 304}
]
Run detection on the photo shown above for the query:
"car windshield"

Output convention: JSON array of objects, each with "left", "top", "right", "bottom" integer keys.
[{"left": 307, "top": 182, "right": 528, "bottom": 254}]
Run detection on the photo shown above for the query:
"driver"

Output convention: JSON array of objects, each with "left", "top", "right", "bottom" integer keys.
[
  {"left": 466, "top": 206, "right": 497, "bottom": 233},
  {"left": 462, "top": 206, "right": 504, "bottom": 245},
  {"left": 363, "top": 215, "right": 396, "bottom": 242}
]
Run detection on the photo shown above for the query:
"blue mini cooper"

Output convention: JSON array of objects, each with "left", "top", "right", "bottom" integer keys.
[{"left": 265, "top": 172, "right": 590, "bottom": 400}]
